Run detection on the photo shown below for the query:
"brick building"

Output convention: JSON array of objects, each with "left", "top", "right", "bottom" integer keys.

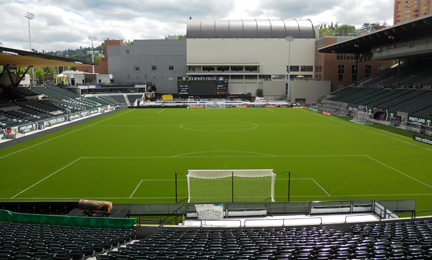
[
  {"left": 315, "top": 37, "right": 394, "bottom": 92},
  {"left": 394, "top": 0, "right": 431, "bottom": 24}
]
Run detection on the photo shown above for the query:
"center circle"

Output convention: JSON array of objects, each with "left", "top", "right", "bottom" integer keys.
[{"left": 180, "top": 121, "right": 257, "bottom": 131}]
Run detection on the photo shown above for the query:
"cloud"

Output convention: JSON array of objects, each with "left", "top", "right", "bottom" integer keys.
[{"left": 0, "top": 0, "right": 395, "bottom": 52}]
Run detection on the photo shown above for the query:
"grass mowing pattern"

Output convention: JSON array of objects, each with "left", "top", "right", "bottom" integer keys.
[{"left": 1, "top": 108, "right": 432, "bottom": 211}]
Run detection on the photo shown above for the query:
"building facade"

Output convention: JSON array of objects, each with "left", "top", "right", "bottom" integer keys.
[
  {"left": 394, "top": 0, "right": 431, "bottom": 24},
  {"left": 186, "top": 19, "right": 321, "bottom": 100},
  {"left": 315, "top": 37, "right": 394, "bottom": 92},
  {"left": 107, "top": 39, "right": 186, "bottom": 94}
]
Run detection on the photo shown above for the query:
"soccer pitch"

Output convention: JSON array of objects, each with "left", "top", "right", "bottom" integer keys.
[{"left": 1, "top": 108, "right": 432, "bottom": 211}]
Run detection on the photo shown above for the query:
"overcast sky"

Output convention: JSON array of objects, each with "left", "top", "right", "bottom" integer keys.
[{"left": 0, "top": 0, "right": 394, "bottom": 52}]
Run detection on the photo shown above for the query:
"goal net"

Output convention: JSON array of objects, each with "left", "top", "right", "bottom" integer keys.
[
  {"left": 351, "top": 110, "right": 373, "bottom": 125},
  {"left": 205, "top": 103, "right": 226, "bottom": 109},
  {"left": 187, "top": 169, "right": 276, "bottom": 203}
]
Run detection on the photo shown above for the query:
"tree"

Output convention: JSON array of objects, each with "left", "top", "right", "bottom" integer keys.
[
  {"left": 256, "top": 88, "right": 263, "bottom": 97},
  {"left": 94, "top": 56, "right": 103, "bottom": 62},
  {"left": 126, "top": 41, "right": 134, "bottom": 45}
]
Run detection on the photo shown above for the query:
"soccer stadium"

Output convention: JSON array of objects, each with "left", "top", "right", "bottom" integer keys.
[{"left": 1, "top": 14, "right": 432, "bottom": 260}]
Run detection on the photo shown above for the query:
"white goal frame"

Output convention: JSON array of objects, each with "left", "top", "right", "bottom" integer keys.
[
  {"left": 187, "top": 169, "right": 276, "bottom": 203},
  {"left": 351, "top": 110, "right": 373, "bottom": 125},
  {"left": 205, "top": 103, "right": 226, "bottom": 109}
]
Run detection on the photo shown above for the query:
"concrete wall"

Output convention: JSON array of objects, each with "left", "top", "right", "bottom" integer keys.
[
  {"left": 187, "top": 38, "right": 315, "bottom": 75},
  {"left": 290, "top": 80, "right": 331, "bottom": 104},
  {"left": 108, "top": 39, "right": 187, "bottom": 94}
]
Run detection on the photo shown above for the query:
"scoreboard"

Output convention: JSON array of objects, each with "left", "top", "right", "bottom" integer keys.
[{"left": 178, "top": 77, "right": 228, "bottom": 96}]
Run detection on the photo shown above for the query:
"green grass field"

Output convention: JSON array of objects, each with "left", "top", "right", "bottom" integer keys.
[{"left": 1, "top": 108, "right": 432, "bottom": 212}]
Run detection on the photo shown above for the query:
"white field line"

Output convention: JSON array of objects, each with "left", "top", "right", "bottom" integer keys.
[
  {"left": 300, "top": 109, "right": 432, "bottom": 152},
  {"left": 82, "top": 154, "right": 365, "bottom": 159},
  {"left": 129, "top": 180, "right": 143, "bottom": 198},
  {"left": 312, "top": 178, "right": 331, "bottom": 196},
  {"left": 11, "top": 157, "right": 82, "bottom": 199},
  {"left": 158, "top": 109, "right": 165, "bottom": 114},
  {"left": 3, "top": 193, "right": 432, "bottom": 200},
  {"left": 0, "top": 110, "right": 133, "bottom": 159},
  {"left": 266, "top": 108, "right": 275, "bottom": 113},
  {"left": 365, "top": 155, "right": 432, "bottom": 189}
]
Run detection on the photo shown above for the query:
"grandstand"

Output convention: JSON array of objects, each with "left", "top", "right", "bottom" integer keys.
[{"left": 2, "top": 14, "right": 432, "bottom": 260}]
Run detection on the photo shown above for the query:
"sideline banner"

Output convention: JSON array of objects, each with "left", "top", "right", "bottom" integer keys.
[
  {"left": 413, "top": 135, "right": 432, "bottom": 145},
  {"left": 264, "top": 105, "right": 279, "bottom": 108},
  {"left": 323, "top": 111, "right": 331, "bottom": 116},
  {"left": 188, "top": 105, "right": 205, "bottom": 108},
  {"left": 40, "top": 116, "right": 67, "bottom": 129},
  {"left": 234, "top": 105, "right": 249, "bottom": 108},
  {"left": 68, "top": 112, "right": 80, "bottom": 122},
  {"left": 195, "top": 204, "right": 224, "bottom": 220},
  {"left": 18, "top": 123, "right": 38, "bottom": 134},
  {"left": 89, "top": 108, "right": 99, "bottom": 115},
  {"left": 80, "top": 110, "right": 90, "bottom": 118}
]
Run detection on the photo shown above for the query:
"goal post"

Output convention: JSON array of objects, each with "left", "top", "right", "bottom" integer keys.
[
  {"left": 186, "top": 169, "right": 276, "bottom": 203},
  {"left": 205, "top": 103, "right": 226, "bottom": 109},
  {"left": 351, "top": 110, "right": 373, "bottom": 125}
]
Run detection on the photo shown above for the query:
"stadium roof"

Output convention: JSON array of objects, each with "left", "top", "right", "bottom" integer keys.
[
  {"left": 318, "top": 14, "right": 432, "bottom": 54},
  {"left": 0, "top": 46, "right": 96, "bottom": 68},
  {"left": 187, "top": 19, "right": 315, "bottom": 39}
]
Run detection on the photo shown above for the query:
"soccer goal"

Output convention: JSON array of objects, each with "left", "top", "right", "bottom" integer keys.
[
  {"left": 186, "top": 169, "right": 276, "bottom": 203},
  {"left": 351, "top": 110, "right": 373, "bottom": 125},
  {"left": 205, "top": 103, "right": 226, "bottom": 109}
]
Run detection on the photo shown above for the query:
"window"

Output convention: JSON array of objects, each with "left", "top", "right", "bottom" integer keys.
[
  {"left": 316, "top": 65, "right": 322, "bottom": 72},
  {"left": 352, "top": 65, "right": 357, "bottom": 74},
  {"left": 245, "top": 66, "right": 258, "bottom": 72},
  {"left": 414, "top": 14, "right": 419, "bottom": 16},
  {"left": 245, "top": 75, "right": 258, "bottom": 79},
  {"left": 169, "top": 65, "right": 174, "bottom": 70},
  {"left": 301, "top": 66, "right": 313, "bottom": 72},
  {"left": 316, "top": 54, "right": 322, "bottom": 61},
  {"left": 259, "top": 75, "right": 271, "bottom": 80},
  {"left": 338, "top": 65, "right": 344, "bottom": 74},
  {"left": 272, "top": 75, "right": 286, "bottom": 80},
  {"left": 231, "top": 75, "right": 243, "bottom": 79},
  {"left": 405, "top": 14, "right": 411, "bottom": 17},
  {"left": 316, "top": 74, "right": 322, "bottom": 80},
  {"left": 289, "top": 66, "right": 299, "bottom": 72},
  {"left": 406, "top": 5, "right": 411, "bottom": 7},
  {"left": 414, "top": 9, "right": 419, "bottom": 12},
  {"left": 126, "top": 49, "right": 130, "bottom": 54},
  {"left": 231, "top": 66, "right": 243, "bottom": 71},
  {"left": 365, "top": 65, "right": 372, "bottom": 75},
  {"left": 405, "top": 9, "right": 411, "bottom": 12},
  {"left": 352, "top": 75, "right": 357, "bottom": 81},
  {"left": 134, "top": 66, "right": 139, "bottom": 71},
  {"left": 338, "top": 75, "right": 343, "bottom": 81},
  {"left": 151, "top": 65, "right": 157, "bottom": 70}
]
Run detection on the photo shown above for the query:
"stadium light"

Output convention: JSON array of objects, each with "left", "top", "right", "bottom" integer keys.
[
  {"left": 286, "top": 36, "right": 294, "bottom": 103},
  {"left": 25, "top": 12, "right": 35, "bottom": 86},
  {"left": 88, "top": 36, "right": 97, "bottom": 73}
]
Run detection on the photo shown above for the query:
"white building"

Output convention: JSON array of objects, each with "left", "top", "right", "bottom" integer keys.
[{"left": 186, "top": 19, "right": 329, "bottom": 102}]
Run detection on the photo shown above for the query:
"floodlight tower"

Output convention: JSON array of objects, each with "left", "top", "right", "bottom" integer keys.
[
  {"left": 286, "top": 36, "right": 294, "bottom": 103},
  {"left": 25, "top": 12, "right": 35, "bottom": 86},
  {"left": 88, "top": 36, "right": 97, "bottom": 73}
]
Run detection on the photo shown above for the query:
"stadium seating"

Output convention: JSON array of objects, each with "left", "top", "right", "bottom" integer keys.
[
  {"left": 0, "top": 220, "right": 135, "bottom": 260},
  {"left": 127, "top": 94, "right": 143, "bottom": 104},
  {"left": 97, "top": 96, "right": 122, "bottom": 105},
  {"left": 109, "top": 95, "right": 127, "bottom": 104},
  {"left": 92, "top": 220, "right": 432, "bottom": 259}
]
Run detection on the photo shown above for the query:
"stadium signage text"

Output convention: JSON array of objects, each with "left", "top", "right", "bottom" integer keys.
[
  {"left": 43, "top": 116, "right": 66, "bottom": 127},
  {"left": 413, "top": 135, "right": 432, "bottom": 146},
  {"left": 18, "top": 123, "right": 38, "bottom": 133},
  {"left": 323, "top": 112, "right": 331, "bottom": 116},
  {"left": 402, "top": 39, "right": 426, "bottom": 46},
  {"left": 188, "top": 77, "right": 217, "bottom": 81},
  {"left": 408, "top": 116, "right": 427, "bottom": 124}
]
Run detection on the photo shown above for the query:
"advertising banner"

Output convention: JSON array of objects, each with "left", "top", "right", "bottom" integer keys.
[
  {"left": 89, "top": 108, "right": 99, "bottom": 115},
  {"left": 188, "top": 105, "right": 205, "bottom": 108},
  {"left": 0, "top": 130, "right": 4, "bottom": 140},
  {"left": 234, "top": 105, "right": 249, "bottom": 108},
  {"left": 264, "top": 105, "right": 279, "bottom": 108},
  {"left": 323, "top": 112, "right": 331, "bottom": 116},
  {"left": 18, "top": 123, "right": 38, "bottom": 134},
  {"left": 41, "top": 116, "right": 67, "bottom": 128},
  {"left": 80, "top": 110, "right": 90, "bottom": 118},
  {"left": 195, "top": 204, "right": 224, "bottom": 220},
  {"left": 408, "top": 115, "right": 431, "bottom": 126},
  {"left": 413, "top": 135, "right": 432, "bottom": 145},
  {"left": 68, "top": 112, "right": 80, "bottom": 122}
]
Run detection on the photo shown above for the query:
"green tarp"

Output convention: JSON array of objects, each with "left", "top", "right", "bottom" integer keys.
[{"left": 0, "top": 209, "right": 135, "bottom": 229}]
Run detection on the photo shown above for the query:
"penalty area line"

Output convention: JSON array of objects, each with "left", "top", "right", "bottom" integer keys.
[{"left": 11, "top": 157, "right": 82, "bottom": 199}]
